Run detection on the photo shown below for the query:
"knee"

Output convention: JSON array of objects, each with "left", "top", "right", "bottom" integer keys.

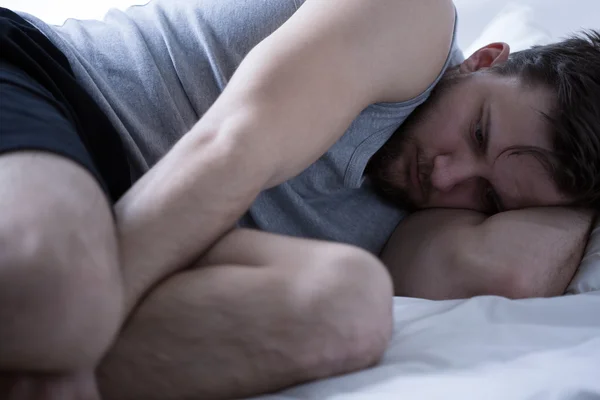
[
  {"left": 298, "top": 244, "right": 394, "bottom": 376},
  {"left": 0, "top": 204, "right": 123, "bottom": 370}
]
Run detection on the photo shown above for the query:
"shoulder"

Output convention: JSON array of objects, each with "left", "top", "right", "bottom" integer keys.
[
  {"left": 288, "top": 0, "right": 457, "bottom": 103},
  {"left": 365, "top": 0, "right": 458, "bottom": 102}
]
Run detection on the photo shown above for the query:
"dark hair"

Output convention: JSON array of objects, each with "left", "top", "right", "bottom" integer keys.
[{"left": 491, "top": 30, "right": 600, "bottom": 208}]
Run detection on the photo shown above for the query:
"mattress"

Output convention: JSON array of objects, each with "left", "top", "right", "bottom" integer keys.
[{"left": 2, "top": 0, "right": 600, "bottom": 399}]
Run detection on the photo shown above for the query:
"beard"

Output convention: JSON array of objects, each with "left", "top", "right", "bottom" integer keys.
[
  {"left": 366, "top": 67, "right": 463, "bottom": 210},
  {"left": 365, "top": 125, "right": 422, "bottom": 212}
]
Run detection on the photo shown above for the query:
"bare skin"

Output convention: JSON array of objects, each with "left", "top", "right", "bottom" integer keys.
[
  {"left": 97, "top": 230, "right": 393, "bottom": 400},
  {"left": 380, "top": 208, "right": 593, "bottom": 300}
]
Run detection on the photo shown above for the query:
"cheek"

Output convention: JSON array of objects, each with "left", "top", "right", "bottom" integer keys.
[
  {"left": 413, "top": 116, "right": 462, "bottom": 158},
  {"left": 413, "top": 103, "right": 468, "bottom": 151},
  {"left": 409, "top": 82, "right": 476, "bottom": 158}
]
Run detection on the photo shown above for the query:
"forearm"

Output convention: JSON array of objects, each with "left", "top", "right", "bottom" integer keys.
[
  {"left": 469, "top": 207, "right": 594, "bottom": 298},
  {"left": 381, "top": 208, "right": 594, "bottom": 300},
  {"left": 115, "top": 126, "right": 269, "bottom": 314}
]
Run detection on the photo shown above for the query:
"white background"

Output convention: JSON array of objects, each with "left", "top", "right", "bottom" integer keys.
[{"left": 1, "top": 0, "right": 599, "bottom": 56}]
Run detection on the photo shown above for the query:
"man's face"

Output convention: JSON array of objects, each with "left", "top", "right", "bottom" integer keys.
[{"left": 369, "top": 70, "right": 570, "bottom": 213}]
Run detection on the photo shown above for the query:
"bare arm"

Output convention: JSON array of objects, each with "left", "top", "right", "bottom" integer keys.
[
  {"left": 115, "top": 0, "right": 456, "bottom": 312},
  {"left": 380, "top": 208, "right": 594, "bottom": 300}
]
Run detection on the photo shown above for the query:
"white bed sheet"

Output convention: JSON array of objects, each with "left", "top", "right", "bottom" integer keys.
[
  {"left": 253, "top": 293, "right": 600, "bottom": 400},
  {"left": 2, "top": 0, "right": 600, "bottom": 399}
]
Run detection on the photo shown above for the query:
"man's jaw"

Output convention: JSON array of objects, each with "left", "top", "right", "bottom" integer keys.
[
  {"left": 409, "top": 148, "right": 423, "bottom": 202},
  {"left": 366, "top": 137, "right": 423, "bottom": 211},
  {"left": 417, "top": 152, "right": 432, "bottom": 203}
]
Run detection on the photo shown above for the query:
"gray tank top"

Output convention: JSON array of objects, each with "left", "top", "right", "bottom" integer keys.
[{"left": 20, "top": 0, "right": 463, "bottom": 254}]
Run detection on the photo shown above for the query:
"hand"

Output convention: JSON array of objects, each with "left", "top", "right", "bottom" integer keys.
[{"left": 1, "top": 370, "right": 99, "bottom": 400}]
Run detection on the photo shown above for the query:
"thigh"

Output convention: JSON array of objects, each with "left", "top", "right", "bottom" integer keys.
[{"left": 98, "top": 229, "right": 393, "bottom": 400}]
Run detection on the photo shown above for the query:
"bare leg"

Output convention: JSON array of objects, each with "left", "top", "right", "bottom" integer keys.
[
  {"left": 0, "top": 152, "right": 123, "bottom": 398},
  {"left": 98, "top": 229, "right": 393, "bottom": 400}
]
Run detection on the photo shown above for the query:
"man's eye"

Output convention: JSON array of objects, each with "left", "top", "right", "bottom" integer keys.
[
  {"left": 474, "top": 122, "right": 484, "bottom": 148},
  {"left": 484, "top": 186, "right": 501, "bottom": 214}
]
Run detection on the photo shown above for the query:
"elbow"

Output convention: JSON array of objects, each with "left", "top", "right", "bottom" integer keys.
[
  {"left": 452, "top": 244, "right": 531, "bottom": 300},
  {"left": 503, "top": 252, "right": 583, "bottom": 299},
  {"left": 491, "top": 267, "right": 539, "bottom": 300},
  {"left": 456, "top": 252, "right": 575, "bottom": 300}
]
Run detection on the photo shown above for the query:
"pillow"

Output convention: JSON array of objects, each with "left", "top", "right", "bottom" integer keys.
[{"left": 567, "top": 221, "right": 600, "bottom": 294}]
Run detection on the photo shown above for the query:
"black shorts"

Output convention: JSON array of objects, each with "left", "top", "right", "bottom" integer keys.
[{"left": 0, "top": 8, "right": 130, "bottom": 203}]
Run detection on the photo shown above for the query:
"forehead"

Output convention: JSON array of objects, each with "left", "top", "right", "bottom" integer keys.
[{"left": 482, "top": 74, "right": 569, "bottom": 208}]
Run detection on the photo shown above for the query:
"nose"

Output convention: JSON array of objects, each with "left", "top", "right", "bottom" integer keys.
[{"left": 429, "top": 154, "right": 478, "bottom": 193}]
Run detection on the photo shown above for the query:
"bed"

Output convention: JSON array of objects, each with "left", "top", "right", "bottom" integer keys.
[{"left": 3, "top": 0, "right": 600, "bottom": 398}]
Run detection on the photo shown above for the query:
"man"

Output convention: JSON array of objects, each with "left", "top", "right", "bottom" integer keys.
[{"left": 0, "top": 0, "right": 598, "bottom": 399}]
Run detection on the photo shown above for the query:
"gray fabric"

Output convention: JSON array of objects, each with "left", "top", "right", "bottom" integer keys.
[{"left": 20, "top": 0, "right": 463, "bottom": 254}]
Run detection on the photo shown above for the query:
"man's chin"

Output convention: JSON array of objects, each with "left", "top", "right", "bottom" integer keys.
[
  {"left": 393, "top": 194, "right": 419, "bottom": 213},
  {"left": 366, "top": 151, "right": 419, "bottom": 211},
  {"left": 369, "top": 182, "right": 419, "bottom": 212}
]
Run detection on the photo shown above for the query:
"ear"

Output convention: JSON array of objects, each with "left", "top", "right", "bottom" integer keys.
[{"left": 459, "top": 42, "right": 511, "bottom": 74}]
